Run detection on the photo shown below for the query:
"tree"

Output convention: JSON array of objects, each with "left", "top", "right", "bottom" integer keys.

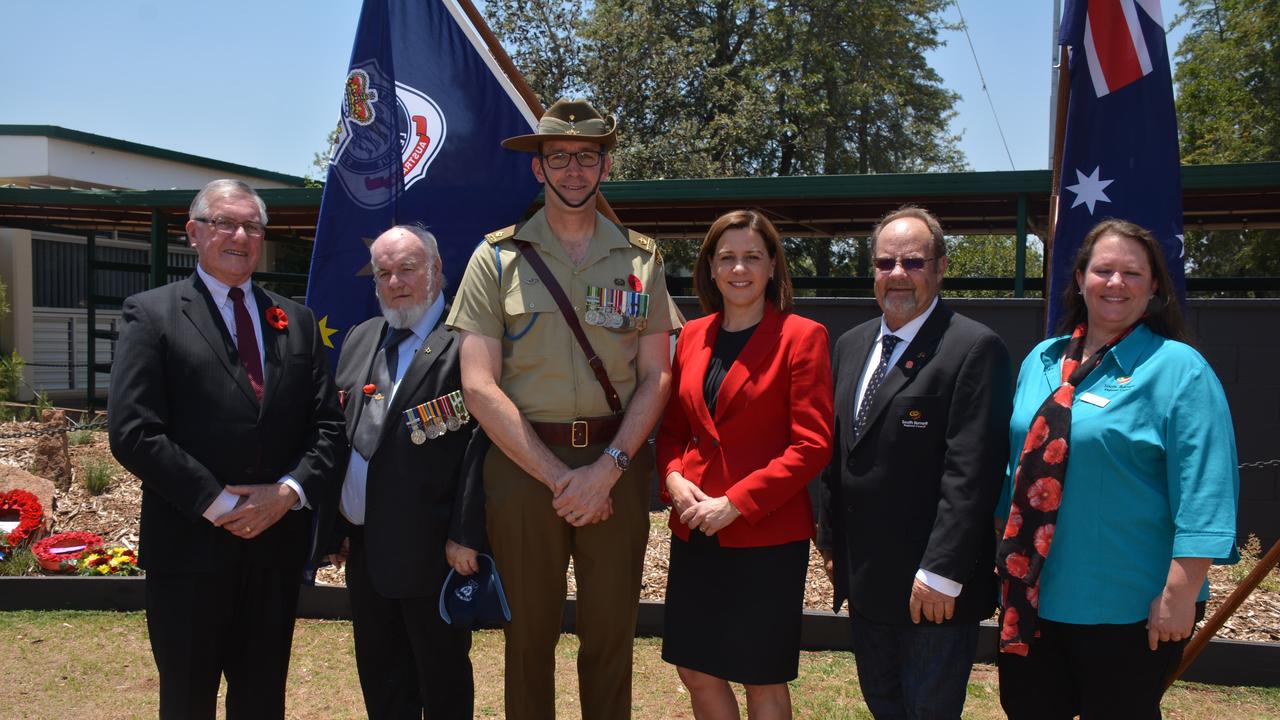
[{"left": 1173, "top": 0, "right": 1280, "bottom": 285}]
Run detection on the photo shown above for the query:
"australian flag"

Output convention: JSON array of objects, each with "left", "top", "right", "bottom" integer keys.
[
  {"left": 307, "top": 0, "right": 541, "bottom": 360},
  {"left": 1049, "top": 0, "right": 1185, "bottom": 332}
]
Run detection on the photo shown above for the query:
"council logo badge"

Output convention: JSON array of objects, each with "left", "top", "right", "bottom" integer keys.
[{"left": 330, "top": 60, "right": 448, "bottom": 209}]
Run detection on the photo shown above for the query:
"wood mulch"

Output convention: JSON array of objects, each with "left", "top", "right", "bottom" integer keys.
[{"left": 2, "top": 423, "right": 1276, "bottom": 643}]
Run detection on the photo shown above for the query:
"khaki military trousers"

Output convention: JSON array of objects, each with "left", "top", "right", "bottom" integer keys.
[{"left": 484, "top": 441, "right": 652, "bottom": 720}]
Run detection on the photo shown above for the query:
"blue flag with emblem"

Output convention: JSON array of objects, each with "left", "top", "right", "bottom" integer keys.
[
  {"left": 1048, "top": 0, "right": 1185, "bottom": 333},
  {"left": 306, "top": 0, "right": 541, "bottom": 360}
]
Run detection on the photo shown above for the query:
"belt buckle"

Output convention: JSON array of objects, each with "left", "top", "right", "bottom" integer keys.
[{"left": 571, "top": 420, "right": 589, "bottom": 448}]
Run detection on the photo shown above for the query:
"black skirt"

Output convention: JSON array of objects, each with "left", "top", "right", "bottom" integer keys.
[{"left": 661, "top": 530, "right": 810, "bottom": 685}]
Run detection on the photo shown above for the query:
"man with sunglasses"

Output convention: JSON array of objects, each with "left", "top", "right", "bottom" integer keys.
[
  {"left": 448, "top": 98, "right": 676, "bottom": 719},
  {"left": 817, "top": 205, "right": 1012, "bottom": 719},
  {"left": 109, "top": 179, "right": 345, "bottom": 719}
]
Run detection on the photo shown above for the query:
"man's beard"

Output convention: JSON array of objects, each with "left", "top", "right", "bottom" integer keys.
[{"left": 378, "top": 288, "right": 432, "bottom": 329}]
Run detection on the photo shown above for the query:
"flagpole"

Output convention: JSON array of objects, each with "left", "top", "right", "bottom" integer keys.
[
  {"left": 451, "top": 0, "right": 624, "bottom": 225},
  {"left": 1045, "top": 44, "right": 1071, "bottom": 325},
  {"left": 1164, "top": 537, "right": 1280, "bottom": 690}
]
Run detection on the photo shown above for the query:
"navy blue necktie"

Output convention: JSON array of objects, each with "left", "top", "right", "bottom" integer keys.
[{"left": 854, "top": 334, "right": 900, "bottom": 439}]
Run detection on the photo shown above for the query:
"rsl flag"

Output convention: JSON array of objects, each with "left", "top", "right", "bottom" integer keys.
[
  {"left": 1048, "top": 0, "right": 1185, "bottom": 332},
  {"left": 307, "top": 0, "right": 541, "bottom": 360}
]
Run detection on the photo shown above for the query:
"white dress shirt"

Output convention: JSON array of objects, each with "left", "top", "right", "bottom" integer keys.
[
  {"left": 854, "top": 296, "right": 962, "bottom": 598},
  {"left": 196, "top": 264, "right": 308, "bottom": 522}
]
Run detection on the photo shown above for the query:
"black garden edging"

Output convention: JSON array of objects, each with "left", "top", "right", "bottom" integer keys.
[{"left": 3, "top": 577, "right": 1276, "bottom": 687}]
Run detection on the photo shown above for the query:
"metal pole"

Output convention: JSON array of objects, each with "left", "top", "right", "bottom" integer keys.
[
  {"left": 150, "top": 210, "right": 167, "bottom": 289},
  {"left": 1015, "top": 194, "right": 1027, "bottom": 298},
  {"left": 85, "top": 230, "right": 96, "bottom": 412}
]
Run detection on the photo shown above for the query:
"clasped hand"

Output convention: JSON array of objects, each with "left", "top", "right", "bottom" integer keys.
[
  {"left": 212, "top": 483, "right": 298, "bottom": 540},
  {"left": 668, "top": 474, "right": 739, "bottom": 536},
  {"left": 551, "top": 457, "right": 616, "bottom": 527}
]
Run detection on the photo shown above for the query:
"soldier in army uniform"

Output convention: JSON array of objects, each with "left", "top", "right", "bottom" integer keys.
[{"left": 447, "top": 98, "right": 677, "bottom": 720}]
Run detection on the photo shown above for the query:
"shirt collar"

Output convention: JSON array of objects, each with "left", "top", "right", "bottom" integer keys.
[
  {"left": 877, "top": 295, "right": 939, "bottom": 344},
  {"left": 406, "top": 292, "right": 446, "bottom": 343},
  {"left": 196, "top": 264, "right": 252, "bottom": 308},
  {"left": 1038, "top": 323, "right": 1157, "bottom": 376}
]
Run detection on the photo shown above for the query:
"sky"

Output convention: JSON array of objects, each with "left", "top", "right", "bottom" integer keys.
[{"left": 0, "top": 1, "right": 1190, "bottom": 179}]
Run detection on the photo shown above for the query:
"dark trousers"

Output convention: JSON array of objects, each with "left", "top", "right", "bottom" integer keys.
[
  {"left": 848, "top": 612, "right": 979, "bottom": 720},
  {"left": 346, "top": 527, "right": 474, "bottom": 720},
  {"left": 997, "top": 616, "right": 1192, "bottom": 720},
  {"left": 145, "top": 563, "right": 301, "bottom": 720},
  {"left": 484, "top": 442, "right": 652, "bottom": 720}
]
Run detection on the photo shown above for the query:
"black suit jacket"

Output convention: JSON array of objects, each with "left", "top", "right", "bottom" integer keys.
[
  {"left": 817, "top": 302, "right": 1012, "bottom": 625},
  {"left": 325, "top": 314, "right": 486, "bottom": 599},
  {"left": 108, "top": 274, "right": 346, "bottom": 573}
]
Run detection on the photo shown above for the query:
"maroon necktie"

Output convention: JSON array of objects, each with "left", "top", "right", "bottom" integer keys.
[{"left": 228, "top": 287, "right": 264, "bottom": 402}]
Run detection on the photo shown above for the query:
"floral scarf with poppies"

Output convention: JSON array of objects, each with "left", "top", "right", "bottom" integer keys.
[{"left": 996, "top": 322, "right": 1136, "bottom": 655}]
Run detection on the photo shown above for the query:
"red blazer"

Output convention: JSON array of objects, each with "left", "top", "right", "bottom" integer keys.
[{"left": 656, "top": 305, "right": 833, "bottom": 547}]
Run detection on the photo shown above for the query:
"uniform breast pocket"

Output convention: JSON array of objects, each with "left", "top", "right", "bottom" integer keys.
[{"left": 501, "top": 279, "right": 556, "bottom": 370}]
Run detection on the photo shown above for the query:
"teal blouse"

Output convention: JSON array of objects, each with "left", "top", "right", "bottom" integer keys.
[{"left": 998, "top": 325, "right": 1239, "bottom": 625}]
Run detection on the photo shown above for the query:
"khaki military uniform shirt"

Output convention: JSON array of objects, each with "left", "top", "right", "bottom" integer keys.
[{"left": 447, "top": 209, "right": 676, "bottom": 422}]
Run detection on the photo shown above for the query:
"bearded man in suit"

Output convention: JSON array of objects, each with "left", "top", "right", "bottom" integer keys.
[
  {"left": 325, "top": 225, "right": 484, "bottom": 719},
  {"left": 817, "top": 205, "right": 1013, "bottom": 720},
  {"left": 109, "top": 179, "right": 346, "bottom": 720}
]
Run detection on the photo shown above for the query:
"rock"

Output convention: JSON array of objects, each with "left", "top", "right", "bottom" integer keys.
[
  {"left": 30, "top": 409, "right": 72, "bottom": 491},
  {"left": 0, "top": 464, "right": 56, "bottom": 534}
]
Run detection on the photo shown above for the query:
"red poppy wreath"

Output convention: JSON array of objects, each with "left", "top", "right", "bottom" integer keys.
[
  {"left": 33, "top": 531, "right": 103, "bottom": 573},
  {"left": 0, "top": 489, "right": 44, "bottom": 552}
]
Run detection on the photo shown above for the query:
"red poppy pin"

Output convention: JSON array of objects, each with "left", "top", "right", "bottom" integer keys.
[
  {"left": 627, "top": 274, "right": 642, "bottom": 292},
  {"left": 266, "top": 307, "right": 289, "bottom": 330},
  {"left": 363, "top": 384, "right": 377, "bottom": 397}
]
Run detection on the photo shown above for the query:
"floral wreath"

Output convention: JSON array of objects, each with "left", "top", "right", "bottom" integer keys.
[
  {"left": 266, "top": 306, "right": 289, "bottom": 330},
  {"left": 0, "top": 489, "right": 44, "bottom": 552},
  {"left": 79, "top": 546, "right": 140, "bottom": 576},
  {"left": 32, "top": 531, "right": 102, "bottom": 573}
]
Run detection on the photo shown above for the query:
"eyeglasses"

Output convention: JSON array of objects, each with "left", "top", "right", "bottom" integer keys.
[
  {"left": 540, "top": 151, "right": 602, "bottom": 169},
  {"left": 873, "top": 256, "right": 937, "bottom": 272},
  {"left": 194, "top": 217, "right": 266, "bottom": 239}
]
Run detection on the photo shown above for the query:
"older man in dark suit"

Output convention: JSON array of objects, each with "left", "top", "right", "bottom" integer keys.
[
  {"left": 108, "top": 179, "right": 346, "bottom": 720},
  {"left": 324, "top": 225, "right": 484, "bottom": 720},
  {"left": 817, "top": 205, "right": 1013, "bottom": 719}
]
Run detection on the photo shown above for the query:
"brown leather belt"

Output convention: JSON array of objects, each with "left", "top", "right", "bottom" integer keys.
[{"left": 529, "top": 415, "right": 623, "bottom": 448}]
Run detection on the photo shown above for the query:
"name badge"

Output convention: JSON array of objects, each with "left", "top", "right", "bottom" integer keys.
[{"left": 1079, "top": 392, "right": 1110, "bottom": 408}]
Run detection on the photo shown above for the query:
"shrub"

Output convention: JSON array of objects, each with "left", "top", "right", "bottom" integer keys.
[
  {"left": 80, "top": 458, "right": 117, "bottom": 496},
  {"left": 0, "top": 543, "right": 38, "bottom": 576},
  {"left": 67, "top": 429, "right": 96, "bottom": 446},
  {"left": 1222, "top": 534, "right": 1280, "bottom": 594}
]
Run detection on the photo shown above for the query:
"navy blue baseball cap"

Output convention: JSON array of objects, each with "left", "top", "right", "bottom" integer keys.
[{"left": 438, "top": 553, "right": 512, "bottom": 629}]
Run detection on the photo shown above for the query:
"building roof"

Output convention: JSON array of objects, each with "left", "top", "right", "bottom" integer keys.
[{"left": 0, "top": 125, "right": 307, "bottom": 189}]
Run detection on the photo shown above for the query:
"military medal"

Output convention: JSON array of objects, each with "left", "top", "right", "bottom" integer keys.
[
  {"left": 585, "top": 287, "right": 605, "bottom": 326},
  {"left": 440, "top": 395, "right": 462, "bottom": 431},
  {"left": 605, "top": 288, "right": 625, "bottom": 328},
  {"left": 403, "top": 407, "right": 428, "bottom": 444},
  {"left": 449, "top": 390, "right": 470, "bottom": 424},
  {"left": 429, "top": 398, "right": 448, "bottom": 437}
]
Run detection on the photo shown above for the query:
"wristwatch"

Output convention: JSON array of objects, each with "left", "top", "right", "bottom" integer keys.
[{"left": 603, "top": 446, "right": 630, "bottom": 471}]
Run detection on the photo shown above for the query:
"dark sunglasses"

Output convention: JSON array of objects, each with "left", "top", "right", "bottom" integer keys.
[{"left": 873, "top": 256, "right": 937, "bottom": 272}]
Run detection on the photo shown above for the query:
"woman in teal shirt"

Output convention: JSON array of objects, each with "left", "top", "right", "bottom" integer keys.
[{"left": 996, "top": 219, "right": 1238, "bottom": 719}]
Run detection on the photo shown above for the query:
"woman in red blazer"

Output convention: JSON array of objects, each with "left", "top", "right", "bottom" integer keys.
[{"left": 657, "top": 210, "right": 833, "bottom": 720}]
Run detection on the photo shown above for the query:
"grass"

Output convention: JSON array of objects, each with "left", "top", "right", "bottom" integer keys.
[
  {"left": 79, "top": 457, "right": 116, "bottom": 495},
  {"left": 1, "top": 611, "right": 1278, "bottom": 719},
  {"left": 67, "top": 429, "right": 97, "bottom": 446},
  {"left": 0, "top": 544, "right": 38, "bottom": 576}
]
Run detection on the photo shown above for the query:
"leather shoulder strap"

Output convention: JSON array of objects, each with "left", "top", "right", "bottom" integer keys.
[{"left": 513, "top": 240, "right": 623, "bottom": 414}]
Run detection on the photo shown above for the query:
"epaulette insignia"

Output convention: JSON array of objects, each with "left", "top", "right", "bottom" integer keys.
[
  {"left": 627, "top": 229, "right": 655, "bottom": 253},
  {"left": 485, "top": 225, "right": 517, "bottom": 245}
]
